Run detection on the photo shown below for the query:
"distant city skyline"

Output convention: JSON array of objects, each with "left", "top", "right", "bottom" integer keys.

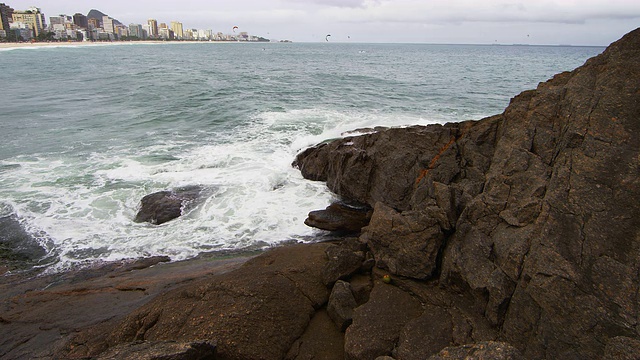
[{"left": 5, "top": 0, "right": 640, "bottom": 45}]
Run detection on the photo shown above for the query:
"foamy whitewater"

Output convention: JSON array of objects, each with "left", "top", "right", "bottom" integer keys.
[{"left": 0, "top": 42, "right": 603, "bottom": 272}]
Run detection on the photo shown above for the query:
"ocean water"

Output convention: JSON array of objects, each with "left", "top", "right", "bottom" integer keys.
[{"left": 0, "top": 42, "right": 604, "bottom": 273}]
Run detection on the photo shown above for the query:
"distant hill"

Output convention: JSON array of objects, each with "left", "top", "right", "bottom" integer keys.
[{"left": 86, "top": 9, "right": 122, "bottom": 26}]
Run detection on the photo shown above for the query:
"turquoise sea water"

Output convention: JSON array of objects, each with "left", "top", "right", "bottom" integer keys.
[{"left": 0, "top": 42, "right": 604, "bottom": 272}]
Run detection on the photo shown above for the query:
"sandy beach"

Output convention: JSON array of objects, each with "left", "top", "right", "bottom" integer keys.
[{"left": 0, "top": 40, "right": 241, "bottom": 50}]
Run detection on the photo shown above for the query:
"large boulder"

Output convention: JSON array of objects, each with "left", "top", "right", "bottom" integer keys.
[{"left": 294, "top": 124, "right": 462, "bottom": 212}]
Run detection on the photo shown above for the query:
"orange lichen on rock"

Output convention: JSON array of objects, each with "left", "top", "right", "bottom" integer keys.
[{"left": 415, "top": 135, "right": 457, "bottom": 186}]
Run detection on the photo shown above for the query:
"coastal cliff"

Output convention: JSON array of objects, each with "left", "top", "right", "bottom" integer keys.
[
  {"left": 293, "top": 26, "right": 640, "bottom": 359},
  {"left": 1, "top": 28, "right": 639, "bottom": 360}
]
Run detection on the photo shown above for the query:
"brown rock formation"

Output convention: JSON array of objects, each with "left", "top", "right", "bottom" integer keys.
[
  {"left": 294, "top": 28, "right": 640, "bottom": 359},
  {"left": 59, "top": 244, "right": 332, "bottom": 360}
]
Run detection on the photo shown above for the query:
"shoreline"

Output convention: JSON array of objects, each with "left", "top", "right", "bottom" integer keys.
[{"left": 0, "top": 40, "right": 257, "bottom": 50}]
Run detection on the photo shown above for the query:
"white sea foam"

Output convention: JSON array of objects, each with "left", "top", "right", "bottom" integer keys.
[{"left": 0, "top": 106, "right": 461, "bottom": 272}]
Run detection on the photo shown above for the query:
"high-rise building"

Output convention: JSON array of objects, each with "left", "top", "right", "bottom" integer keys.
[
  {"left": 170, "top": 21, "right": 183, "bottom": 39},
  {"left": 11, "top": 6, "right": 46, "bottom": 37},
  {"left": 73, "top": 13, "right": 88, "bottom": 29},
  {"left": 87, "top": 17, "right": 100, "bottom": 30},
  {"left": 49, "top": 14, "right": 72, "bottom": 27},
  {"left": 147, "top": 19, "right": 158, "bottom": 38},
  {"left": 159, "top": 27, "right": 173, "bottom": 40},
  {"left": 129, "top": 23, "right": 143, "bottom": 39},
  {"left": 0, "top": 3, "right": 14, "bottom": 33},
  {"left": 102, "top": 16, "right": 114, "bottom": 34}
]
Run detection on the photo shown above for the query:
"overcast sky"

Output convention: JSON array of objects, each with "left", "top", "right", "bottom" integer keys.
[{"left": 7, "top": 0, "right": 640, "bottom": 45}]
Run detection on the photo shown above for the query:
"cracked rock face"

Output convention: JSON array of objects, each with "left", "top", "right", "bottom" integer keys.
[{"left": 294, "top": 28, "right": 640, "bottom": 359}]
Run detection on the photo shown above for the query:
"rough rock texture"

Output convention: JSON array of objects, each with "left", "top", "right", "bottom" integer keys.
[
  {"left": 58, "top": 244, "right": 331, "bottom": 360},
  {"left": 285, "top": 309, "right": 345, "bottom": 360},
  {"left": 305, "top": 201, "right": 373, "bottom": 233},
  {"left": 602, "top": 336, "right": 640, "bottom": 360},
  {"left": 361, "top": 202, "right": 446, "bottom": 279},
  {"left": 427, "top": 341, "right": 523, "bottom": 360},
  {"left": 344, "top": 280, "right": 423, "bottom": 360},
  {"left": 322, "top": 237, "right": 370, "bottom": 286},
  {"left": 95, "top": 340, "right": 217, "bottom": 360},
  {"left": 0, "top": 254, "right": 241, "bottom": 359},
  {"left": 294, "top": 28, "right": 640, "bottom": 359},
  {"left": 327, "top": 280, "right": 358, "bottom": 331},
  {"left": 134, "top": 186, "right": 204, "bottom": 225}
]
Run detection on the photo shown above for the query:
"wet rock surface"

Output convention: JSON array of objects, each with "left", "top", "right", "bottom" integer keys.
[
  {"left": 0, "top": 215, "right": 51, "bottom": 274},
  {"left": 134, "top": 186, "right": 205, "bottom": 225}
]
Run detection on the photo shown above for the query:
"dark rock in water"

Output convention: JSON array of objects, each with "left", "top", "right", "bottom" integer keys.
[
  {"left": 426, "top": 341, "right": 523, "bottom": 360},
  {"left": 305, "top": 201, "right": 372, "bottom": 233},
  {"left": 134, "top": 186, "right": 204, "bottom": 225},
  {"left": 95, "top": 340, "right": 216, "bottom": 360},
  {"left": 0, "top": 215, "right": 49, "bottom": 273}
]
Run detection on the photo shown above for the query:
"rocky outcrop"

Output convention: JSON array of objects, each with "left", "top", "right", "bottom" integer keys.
[
  {"left": 293, "top": 28, "right": 640, "bottom": 359},
  {"left": 134, "top": 186, "right": 204, "bottom": 225}
]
